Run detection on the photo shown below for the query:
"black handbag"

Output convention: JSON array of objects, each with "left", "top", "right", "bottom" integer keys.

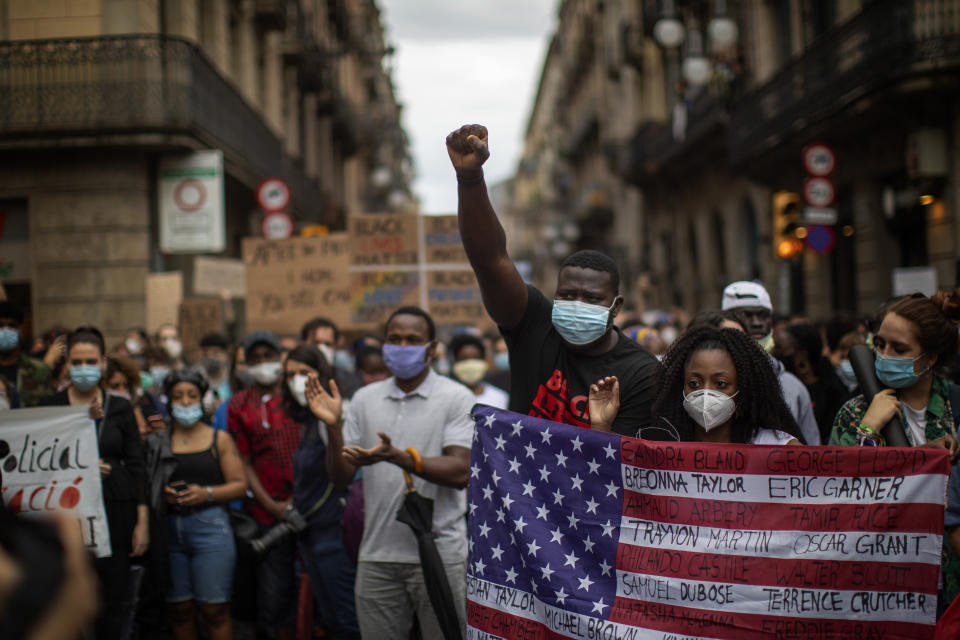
[{"left": 228, "top": 506, "right": 259, "bottom": 543}]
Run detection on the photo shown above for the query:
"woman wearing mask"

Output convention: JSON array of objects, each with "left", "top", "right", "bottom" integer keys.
[
  {"left": 448, "top": 333, "right": 508, "bottom": 409},
  {"left": 162, "top": 368, "right": 246, "bottom": 640},
  {"left": 105, "top": 355, "right": 165, "bottom": 438},
  {"left": 40, "top": 326, "right": 150, "bottom": 639},
  {"left": 157, "top": 324, "right": 186, "bottom": 369},
  {"left": 829, "top": 292, "right": 960, "bottom": 451},
  {"left": 590, "top": 325, "right": 802, "bottom": 446},
  {"left": 146, "top": 345, "right": 175, "bottom": 398},
  {"left": 829, "top": 291, "right": 960, "bottom": 609},
  {"left": 773, "top": 322, "right": 852, "bottom": 444},
  {"left": 282, "top": 346, "right": 360, "bottom": 638},
  {"left": 833, "top": 330, "right": 866, "bottom": 392},
  {"left": 198, "top": 332, "right": 233, "bottom": 413}
]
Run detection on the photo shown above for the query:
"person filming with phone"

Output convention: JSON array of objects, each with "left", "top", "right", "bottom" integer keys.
[{"left": 164, "top": 368, "right": 247, "bottom": 640}]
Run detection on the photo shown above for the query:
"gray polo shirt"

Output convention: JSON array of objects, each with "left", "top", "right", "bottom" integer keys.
[{"left": 343, "top": 369, "right": 475, "bottom": 564}]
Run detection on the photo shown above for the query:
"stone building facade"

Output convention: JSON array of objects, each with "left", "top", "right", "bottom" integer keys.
[
  {"left": 512, "top": 0, "right": 960, "bottom": 319},
  {"left": 0, "top": 0, "right": 410, "bottom": 341}
]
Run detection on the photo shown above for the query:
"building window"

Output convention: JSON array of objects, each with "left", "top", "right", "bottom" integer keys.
[
  {"left": 229, "top": 3, "right": 242, "bottom": 84},
  {"left": 775, "top": 0, "right": 793, "bottom": 67},
  {"left": 0, "top": 200, "right": 32, "bottom": 326},
  {"left": 687, "top": 220, "right": 700, "bottom": 275},
  {"left": 740, "top": 197, "right": 761, "bottom": 280},
  {"left": 712, "top": 210, "right": 727, "bottom": 282},
  {"left": 802, "top": 0, "right": 835, "bottom": 45}
]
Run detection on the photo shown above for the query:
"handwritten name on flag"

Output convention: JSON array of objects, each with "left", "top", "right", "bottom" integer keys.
[{"left": 466, "top": 405, "right": 949, "bottom": 640}]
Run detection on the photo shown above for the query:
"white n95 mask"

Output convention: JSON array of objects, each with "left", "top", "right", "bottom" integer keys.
[{"left": 682, "top": 389, "right": 738, "bottom": 431}]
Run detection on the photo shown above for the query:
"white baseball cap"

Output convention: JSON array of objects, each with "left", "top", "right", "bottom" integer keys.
[{"left": 721, "top": 281, "right": 772, "bottom": 311}]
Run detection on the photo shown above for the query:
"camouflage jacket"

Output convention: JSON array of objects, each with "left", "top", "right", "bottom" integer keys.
[
  {"left": 14, "top": 352, "right": 54, "bottom": 407},
  {"left": 829, "top": 375, "right": 960, "bottom": 604}
]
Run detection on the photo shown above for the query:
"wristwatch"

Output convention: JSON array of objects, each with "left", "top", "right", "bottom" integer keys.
[{"left": 206, "top": 486, "right": 214, "bottom": 503}]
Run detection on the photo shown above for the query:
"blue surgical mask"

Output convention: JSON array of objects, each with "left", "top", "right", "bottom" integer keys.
[
  {"left": 493, "top": 352, "right": 510, "bottom": 371},
  {"left": 70, "top": 365, "right": 102, "bottom": 391},
  {"left": 551, "top": 299, "right": 615, "bottom": 346},
  {"left": 875, "top": 353, "right": 927, "bottom": 389},
  {"left": 382, "top": 344, "right": 429, "bottom": 380},
  {"left": 335, "top": 350, "right": 355, "bottom": 373},
  {"left": 0, "top": 328, "right": 19, "bottom": 353},
  {"left": 172, "top": 403, "right": 204, "bottom": 427},
  {"left": 837, "top": 359, "right": 857, "bottom": 387},
  {"left": 149, "top": 367, "right": 170, "bottom": 387}
]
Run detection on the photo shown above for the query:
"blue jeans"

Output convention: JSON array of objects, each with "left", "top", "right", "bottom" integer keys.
[
  {"left": 167, "top": 506, "right": 236, "bottom": 604},
  {"left": 298, "top": 522, "right": 360, "bottom": 639}
]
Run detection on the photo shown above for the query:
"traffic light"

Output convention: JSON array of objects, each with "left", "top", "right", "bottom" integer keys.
[{"left": 772, "top": 191, "right": 804, "bottom": 259}]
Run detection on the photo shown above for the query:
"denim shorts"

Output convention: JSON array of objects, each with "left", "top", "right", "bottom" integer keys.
[{"left": 167, "top": 505, "right": 236, "bottom": 604}]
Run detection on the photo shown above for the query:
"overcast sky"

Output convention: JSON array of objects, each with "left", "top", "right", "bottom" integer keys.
[{"left": 378, "top": 0, "right": 557, "bottom": 214}]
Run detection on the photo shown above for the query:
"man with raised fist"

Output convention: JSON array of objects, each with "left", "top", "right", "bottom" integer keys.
[{"left": 445, "top": 125, "right": 658, "bottom": 437}]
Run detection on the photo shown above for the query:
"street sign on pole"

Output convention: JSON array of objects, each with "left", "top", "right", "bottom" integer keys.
[
  {"left": 802, "top": 207, "right": 838, "bottom": 225},
  {"left": 803, "top": 176, "right": 836, "bottom": 207},
  {"left": 158, "top": 151, "right": 225, "bottom": 253},
  {"left": 261, "top": 211, "right": 295, "bottom": 239},
  {"left": 802, "top": 143, "right": 836, "bottom": 176},
  {"left": 256, "top": 178, "right": 291, "bottom": 213},
  {"left": 805, "top": 224, "right": 836, "bottom": 255}
]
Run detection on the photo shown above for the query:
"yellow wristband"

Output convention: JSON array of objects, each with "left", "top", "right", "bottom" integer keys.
[{"left": 406, "top": 447, "right": 424, "bottom": 474}]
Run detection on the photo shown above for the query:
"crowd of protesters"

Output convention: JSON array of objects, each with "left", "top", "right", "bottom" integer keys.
[{"left": 2, "top": 123, "right": 960, "bottom": 639}]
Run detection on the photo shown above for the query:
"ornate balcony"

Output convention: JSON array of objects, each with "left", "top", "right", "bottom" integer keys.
[
  {"left": 625, "top": 89, "right": 729, "bottom": 187},
  {"left": 729, "top": 0, "right": 960, "bottom": 165},
  {"left": 254, "top": 0, "right": 287, "bottom": 31},
  {"left": 0, "top": 35, "right": 324, "bottom": 217}
]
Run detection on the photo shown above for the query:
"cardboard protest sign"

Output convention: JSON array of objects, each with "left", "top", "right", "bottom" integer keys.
[
  {"left": 424, "top": 215, "right": 468, "bottom": 264},
  {"left": 0, "top": 407, "right": 111, "bottom": 557},
  {"left": 145, "top": 271, "right": 183, "bottom": 334},
  {"left": 194, "top": 256, "right": 245, "bottom": 298},
  {"left": 243, "top": 234, "right": 351, "bottom": 334},
  {"left": 349, "top": 270, "right": 421, "bottom": 328},
  {"left": 178, "top": 298, "right": 223, "bottom": 362},
  {"left": 349, "top": 214, "right": 419, "bottom": 266},
  {"left": 468, "top": 405, "right": 949, "bottom": 640},
  {"left": 426, "top": 269, "right": 487, "bottom": 325}
]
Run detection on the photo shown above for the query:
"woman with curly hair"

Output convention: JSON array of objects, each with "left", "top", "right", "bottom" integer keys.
[{"left": 590, "top": 325, "right": 803, "bottom": 445}]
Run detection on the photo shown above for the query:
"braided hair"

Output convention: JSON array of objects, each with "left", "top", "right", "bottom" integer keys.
[{"left": 652, "top": 325, "right": 802, "bottom": 444}]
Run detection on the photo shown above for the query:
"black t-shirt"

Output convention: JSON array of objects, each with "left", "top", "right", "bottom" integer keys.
[
  {"left": 0, "top": 362, "right": 17, "bottom": 386},
  {"left": 40, "top": 389, "right": 147, "bottom": 504},
  {"left": 502, "top": 285, "right": 659, "bottom": 436},
  {"left": 807, "top": 373, "right": 852, "bottom": 445}
]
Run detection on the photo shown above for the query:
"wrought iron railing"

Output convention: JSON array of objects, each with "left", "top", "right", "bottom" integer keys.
[
  {"left": 626, "top": 88, "right": 730, "bottom": 182},
  {"left": 729, "top": 0, "right": 960, "bottom": 164},
  {"left": 0, "top": 35, "right": 324, "bottom": 216}
]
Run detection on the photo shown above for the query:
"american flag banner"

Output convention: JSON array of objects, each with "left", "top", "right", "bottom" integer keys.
[{"left": 466, "top": 405, "right": 950, "bottom": 640}]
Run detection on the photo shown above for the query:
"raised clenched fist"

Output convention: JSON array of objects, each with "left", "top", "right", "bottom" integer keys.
[{"left": 446, "top": 124, "right": 490, "bottom": 177}]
